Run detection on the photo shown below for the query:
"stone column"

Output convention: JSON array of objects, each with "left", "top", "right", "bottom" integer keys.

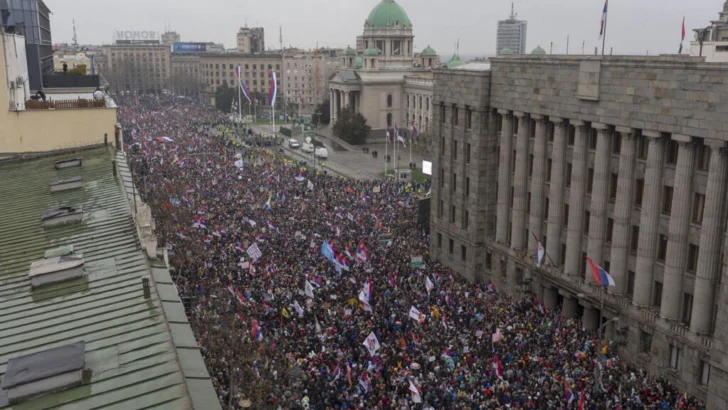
[
  {"left": 609, "top": 128, "right": 636, "bottom": 295},
  {"left": 496, "top": 109, "right": 513, "bottom": 244},
  {"left": 511, "top": 112, "right": 529, "bottom": 251},
  {"left": 330, "top": 89, "right": 335, "bottom": 123},
  {"left": 565, "top": 121, "right": 588, "bottom": 276},
  {"left": 661, "top": 136, "right": 695, "bottom": 320},
  {"left": 344, "top": 91, "right": 350, "bottom": 109},
  {"left": 586, "top": 123, "right": 612, "bottom": 276},
  {"left": 543, "top": 287, "right": 558, "bottom": 309},
  {"left": 582, "top": 307, "right": 599, "bottom": 330},
  {"left": 546, "top": 118, "right": 566, "bottom": 266},
  {"left": 562, "top": 296, "right": 578, "bottom": 319},
  {"left": 633, "top": 131, "right": 666, "bottom": 307},
  {"left": 691, "top": 141, "right": 728, "bottom": 334},
  {"left": 528, "top": 115, "right": 547, "bottom": 256}
]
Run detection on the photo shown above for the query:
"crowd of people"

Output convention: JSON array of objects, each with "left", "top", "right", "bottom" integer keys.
[{"left": 117, "top": 95, "right": 705, "bottom": 409}]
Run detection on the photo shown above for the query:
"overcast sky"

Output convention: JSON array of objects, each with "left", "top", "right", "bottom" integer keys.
[{"left": 46, "top": 0, "right": 721, "bottom": 57}]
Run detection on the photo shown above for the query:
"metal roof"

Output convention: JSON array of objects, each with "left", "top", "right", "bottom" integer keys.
[{"left": 0, "top": 147, "right": 219, "bottom": 410}]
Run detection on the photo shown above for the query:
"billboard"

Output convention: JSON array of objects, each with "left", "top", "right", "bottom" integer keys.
[
  {"left": 114, "top": 31, "right": 159, "bottom": 42},
  {"left": 116, "top": 40, "right": 160, "bottom": 45},
  {"left": 422, "top": 160, "right": 432, "bottom": 175},
  {"left": 173, "top": 42, "right": 209, "bottom": 53}
]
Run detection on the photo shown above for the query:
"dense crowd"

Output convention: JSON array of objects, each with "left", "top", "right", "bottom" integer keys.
[{"left": 117, "top": 95, "right": 705, "bottom": 410}]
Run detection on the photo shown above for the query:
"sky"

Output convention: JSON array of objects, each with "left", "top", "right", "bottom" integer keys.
[{"left": 46, "top": 0, "right": 722, "bottom": 57}]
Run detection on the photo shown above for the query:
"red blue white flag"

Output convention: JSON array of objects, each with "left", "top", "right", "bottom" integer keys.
[{"left": 598, "top": 0, "right": 608, "bottom": 39}]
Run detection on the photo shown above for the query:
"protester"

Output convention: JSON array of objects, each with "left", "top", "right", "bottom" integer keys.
[{"left": 117, "top": 94, "right": 705, "bottom": 410}]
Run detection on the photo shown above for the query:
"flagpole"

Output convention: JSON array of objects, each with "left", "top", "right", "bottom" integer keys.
[
  {"left": 385, "top": 130, "right": 389, "bottom": 177},
  {"left": 408, "top": 130, "right": 412, "bottom": 168},
  {"left": 601, "top": 1, "right": 608, "bottom": 56},
  {"left": 238, "top": 73, "right": 242, "bottom": 122}
]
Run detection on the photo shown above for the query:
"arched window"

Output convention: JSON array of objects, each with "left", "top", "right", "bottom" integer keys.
[
  {"left": 387, "top": 94, "right": 393, "bottom": 108},
  {"left": 387, "top": 112, "right": 392, "bottom": 126},
  {"left": 419, "top": 96, "right": 422, "bottom": 109}
]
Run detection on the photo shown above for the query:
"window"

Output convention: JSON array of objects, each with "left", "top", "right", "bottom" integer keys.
[
  {"left": 682, "top": 293, "right": 693, "bottom": 325},
  {"left": 586, "top": 168, "right": 594, "bottom": 193},
  {"left": 697, "top": 144, "right": 711, "bottom": 171},
  {"left": 440, "top": 103, "right": 446, "bottom": 124},
  {"left": 635, "top": 179, "right": 644, "bottom": 207},
  {"left": 606, "top": 218, "right": 614, "bottom": 243},
  {"left": 609, "top": 173, "right": 618, "bottom": 201},
  {"left": 406, "top": 95, "right": 409, "bottom": 108},
  {"left": 527, "top": 193, "right": 531, "bottom": 214},
  {"left": 441, "top": 137, "right": 445, "bottom": 153},
  {"left": 466, "top": 177, "right": 470, "bottom": 196},
  {"left": 653, "top": 281, "right": 663, "bottom": 308},
  {"left": 640, "top": 331, "right": 653, "bottom": 353},
  {"left": 589, "top": 129, "right": 598, "bottom": 150},
  {"left": 568, "top": 126, "right": 575, "bottom": 146},
  {"left": 627, "top": 271, "right": 635, "bottom": 297},
  {"left": 547, "top": 159, "right": 552, "bottom": 182},
  {"left": 662, "top": 186, "right": 674, "bottom": 215},
  {"left": 584, "top": 211, "right": 590, "bottom": 235},
  {"left": 566, "top": 163, "right": 572, "bottom": 188},
  {"left": 452, "top": 173, "right": 457, "bottom": 192},
  {"left": 387, "top": 112, "right": 393, "bottom": 126},
  {"left": 512, "top": 151, "right": 517, "bottom": 173},
  {"left": 463, "top": 211, "right": 469, "bottom": 230},
  {"left": 450, "top": 205, "right": 456, "bottom": 223},
  {"left": 440, "top": 168, "right": 445, "bottom": 187},
  {"left": 387, "top": 94, "right": 393, "bottom": 108},
  {"left": 688, "top": 244, "right": 699, "bottom": 272},
  {"left": 486, "top": 252, "right": 492, "bottom": 269},
  {"left": 453, "top": 141, "right": 458, "bottom": 160},
  {"left": 658, "top": 234, "right": 668, "bottom": 262},
  {"left": 438, "top": 200, "right": 443, "bottom": 218},
  {"left": 544, "top": 198, "right": 550, "bottom": 217},
  {"left": 669, "top": 345, "right": 681, "bottom": 370},
  {"left": 466, "top": 144, "right": 471, "bottom": 164},
  {"left": 666, "top": 140, "right": 679, "bottom": 165},
  {"left": 563, "top": 205, "right": 569, "bottom": 227},
  {"left": 529, "top": 155, "right": 534, "bottom": 177},
  {"left": 700, "top": 360, "right": 711, "bottom": 386},
  {"left": 461, "top": 245, "right": 467, "bottom": 261},
  {"left": 631, "top": 226, "right": 640, "bottom": 253},
  {"left": 465, "top": 107, "right": 472, "bottom": 129},
  {"left": 561, "top": 244, "right": 567, "bottom": 265},
  {"left": 449, "top": 239, "right": 454, "bottom": 254},
  {"left": 613, "top": 133, "right": 622, "bottom": 154},
  {"left": 693, "top": 193, "right": 705, "bottom": 224},
  {"left": 453, "top": 105, "right": 459, "bottom": 126},
  {"left": 638, "top": 135, "right": 649, "bottom": 160}
]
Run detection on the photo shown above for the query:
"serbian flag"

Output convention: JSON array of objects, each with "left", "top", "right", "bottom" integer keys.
[
  {"left": 533, "top": 232, "right": 545, "bottom": 267},
  {"left": 268, "top": 71, "right": 277, "bottom": 106},
  {"left": 386, "top": 130, "right": 392, "bottom": 144},
  {"left": 586, "top": 256, "right": 616, "bottom": 287},
  {"left": 681, "top": 17, "right": 686, "bottom": 41},
  {"left": 564, "top": 379, "right": 575, "bottom": 404},
  {"left": 235, "top": 289, "right": 246, "bottom": 305},
  {"left": 331, "top": 360, "right": 341, "bottom": 383},
  {"left": 251, "top": 319, "right": 262, "bottom": 340},
  {"left": 237, "top": 65, "right": 251, "bottom": 103},
  {"left": 598, "top": 0, "right": 608, "bottom": 39},
  {"left": 356, "top": 241, "right": 369, "bottom": 262},
  {"left": 441, "top": 312, "right": 448, "bottom": 329},
  {"left": 346, "top": 363, "right": 353, "bottom": 387},
  {"left": 493, "top": 355, "right": 503, "bottom": 379},
  {"left": 388, "top": 273, "right": 397, "bottom": 289},
  {"left": 578, "top": 388, "right": 585, "bottom": 409},
  {"left": 411, "top": 120, "right": 418, "bottom": 137}
]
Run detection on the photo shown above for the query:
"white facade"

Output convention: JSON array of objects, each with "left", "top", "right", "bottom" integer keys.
[{"left": 3, "top": 33, "right": 30, "bottom": 112}]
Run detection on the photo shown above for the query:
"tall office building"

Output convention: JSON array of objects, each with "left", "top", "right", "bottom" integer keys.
[
  {"left": 161, "top": 31, "right": 181, "bottom": 46},
  {"left": 236, "top": 27, "right": 265, "bottom": 54},
  {"left": 0, "top": 0, "right": 53, "bottom": 89},
  {"left": 496, "top": 3, "right": 527, "bottom": 55}
]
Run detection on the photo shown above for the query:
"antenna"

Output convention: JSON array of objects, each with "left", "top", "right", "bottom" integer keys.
[
  {"left": 72, "top": 19, "right": 78, "bottom": 47},
  {"left": 279, "top": 26, "right": 283, "bottom": 51},
  {"left": 510, "top": 1, "right": 516, "bottom": 20}
]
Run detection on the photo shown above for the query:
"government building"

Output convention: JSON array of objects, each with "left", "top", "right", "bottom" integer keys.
[
  {"left": 429, "top": 52, "right": 728, "bottom": 407},
  {"left": 328, "top": 0, "right": 444, "bottom": 138}
]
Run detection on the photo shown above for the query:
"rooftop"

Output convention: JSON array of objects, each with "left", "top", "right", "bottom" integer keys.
[{"left": 0, "top": 147, "right": 218, "bottom": 409}]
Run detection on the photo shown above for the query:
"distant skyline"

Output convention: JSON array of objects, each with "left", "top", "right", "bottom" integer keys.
[{"left": 46, "top": 0, "right": 721, "bottom": 56}]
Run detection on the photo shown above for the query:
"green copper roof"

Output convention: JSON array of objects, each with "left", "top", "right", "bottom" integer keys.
[
  {"left": 354, "top": 56, "right": 364, "bottom": 69},
  {"left": 366, "top": 0, "right": 412, "bottom": 29},
  {"left": 420, "top": 45, "right": 437, "bottom": 56},
  {"left": 364, "top": 48, "right": 381, "bottom": 56},
  {"left": 343, "top": 46, "right": 356, "bottom": 56},
  {"left": 0, "top": 147, "right": 219, "bottom": 410},
  {"left": 531, "top": 45, "right": 546, "bottom": 55},
  {"left": 447, "top": 54, "right": 464, "bottom": 68},
  {"left": 500, "top": 47, "right": 514, "bottom": 55}
]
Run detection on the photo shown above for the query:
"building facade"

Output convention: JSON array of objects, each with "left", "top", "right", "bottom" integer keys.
[
  {"left": 161, "top": 31, "right": 181, "bottom": 46},
  {"left": 282, "top": 49, "right": 341, "bottom": 115},
  {"left": 430, "top": 54, "right": 728, "bottom": 407},
  {"left": 101, "top": 43, "right": 171, "bottom": 93},
  {"left": 195, "top": 53, "right": 281, "bottom": 109},
  {"left": 496, "top": 4, "right": 527, "bottom": 55},
  {"left": 0, "top": 0, "right": 53, "bottom": 89},
  {"left": 328, "top": 0, "right": 437, "bottom": 140},
  {"left": 690, "top": 1, "right": 728, "bottom": 62},
  {"left": 236, "top": 27, "right": 265, "bottom": 54}
]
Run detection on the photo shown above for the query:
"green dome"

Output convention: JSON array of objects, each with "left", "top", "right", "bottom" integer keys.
[
  {"left": 343, "top": 46, "right": 356, "bottom": 56},
  {"left": 354, "top": 56, "right": 364, "bottom": 69},
  {"left": 531, "top": 45, "right": 546, "bottom": 55},
  {"left": 420, "top": 45, "right": 437, "bottom": 56},
  {"left": 364, "top": 48, "right": 381, "bottom": 56},
  {"left": 366, "top": 0, "right": 412, "bottom": 29},
  {"left": 500, "top": 47, "right": 513, "bottom": 55},
  {"left": 447, "top": 54, "right": 464, "bottom": 68}
]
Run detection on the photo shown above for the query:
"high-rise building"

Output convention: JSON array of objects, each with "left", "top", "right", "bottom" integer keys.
[
  {"left": 0, "top": 0, "right": 53, "bottom": 89},
  {"left": 236, "top": 27, "right": 265, "bottom": 54},
  {"left": 496, "top": 3, "right": 527, "bottom": 55},
  {"left": 101, "top": 43, "right": 171, "bottom": 93},
  {"left": 161, "top": 31, "right": 181, "bottom": 46}
]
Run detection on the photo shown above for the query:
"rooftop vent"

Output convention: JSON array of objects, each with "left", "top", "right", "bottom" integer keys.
[
  {"left": 54, "top": 157, "right": 82, "bottom": 169},
  {"left": 49, "top": 176, "right": 83, "bottom": 192},
  {"left": 44, "top": 245, "right": 74, "bottom": 259},
  {"left": 28, "top": 253, "right": 84, "bottom": 288},
  {"left": 0, "top": 342, "right": 85, "bottom": 404},
  {"left": 42, "top": 205, "right": 83, "bottom": 227}
]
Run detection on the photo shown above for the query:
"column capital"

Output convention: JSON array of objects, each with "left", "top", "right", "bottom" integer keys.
[
  {"left": 592, "top": 122, "right": 609, "bottom": 130},
  {"left": 531, "top": 114, "right": 544, "bottom": 120},
  {"left": 550, "top": 116, "right": 564, "bottom": 124},
  {"left": 513, "top": 110, "right": 526, "bottom": 118},
  {"left": 705, "top": 139, "right": 726, "bottom": 151},
  {"left": 571, "top": 119, "right": 586, "bottom": 127},
  {"left": 496, "top": 108, "right": 511, "bottom": 115},
  {"left": 671, "top": 134, "right": 692, "bottom": 143},
  {"left": 615, "top": 126, "right": 632, "bottom": 134},
  {"left": 643, "top": 130, "right": 661, "bottom": 139}
]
